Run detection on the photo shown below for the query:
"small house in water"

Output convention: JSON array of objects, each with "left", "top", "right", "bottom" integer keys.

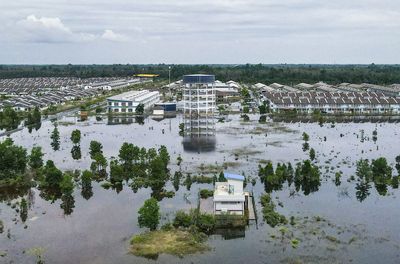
[{"left": 213, "top": 173, "right": 246, "bottom": 215}]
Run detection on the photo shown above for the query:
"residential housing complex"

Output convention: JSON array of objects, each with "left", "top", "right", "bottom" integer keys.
[
  {"left": 0, "top": 77, "right": 149, "bottom": 112},
  {"left": 263, "top": 91, "right": 400, "bottom": 114},
  {"left": 254, "top": 82, "right": 400, "bottom": 96},
  {"left": 107, "top": 90, "right": 160, "bottom": 113}
]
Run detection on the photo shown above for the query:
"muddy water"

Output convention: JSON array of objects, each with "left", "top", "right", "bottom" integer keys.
[{"left": 1, "top": 114, "right": 400, "bottom": 263}]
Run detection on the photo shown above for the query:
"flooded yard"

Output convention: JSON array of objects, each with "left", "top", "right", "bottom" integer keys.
[{"left": 1, "top": 114, "right": 400, "bottom": 263}]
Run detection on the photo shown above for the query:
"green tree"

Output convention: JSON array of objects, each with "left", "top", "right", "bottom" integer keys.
[
  {"left": 20, "top": 198, "right": 28, "bottom": 222},
  {"left": 118, "top": 142, "right": 139, "bottom": 167},
  {"left": 258, "top": 101, "right": 267, "bottom": 114},
  {"left": 217, "top": 172, "right": 227, "bottom": 182},
  {"left": 135, "top": 103, "right": 145, "bottom": 115},
  {"left": 309, "top": 148, "right": 316, "bottom": 161},
  {"left": 0, "top": 106, "right": 21, "bottom": 131},
  {"left": 302, "top": 132, "right": 310, "bottom": 142},
  {"left": 32, "top": 107, "right": 41, "bottom": 124},
  {"left": 90, "top": 152, "right": 107, "bottom": 174},
  {"left": 81, "top": 170, "right": 93, "bottom": 200},
  {"left": 71, "top": 145, "right": 82, "bottom": 160},
  {"left": 89, "top": 141, "right": 103, "bottom": 159},
  {"left": 0, "top": 138, "right": 27, "bottom": 181},
  {"left": 138, "top": 198, "right": 160, "bottom": 230},
  {"left": 158, "top": 145, "right": 170, "bottom": 168},
  {"left": 177, "top": 155, "right": 183, "bottom": 166},
  {"left": 60, "top": 174, "right": 74, "bottom": 195},
  {"left": 70, "top": 129, "right": 81, "bottom": 144},
  {"left": 50, "top": 124, "right": 60, "bottom": 151},
  {"left": 42, "top": 160, "right": 63, "bottom": 188},
  {"left": 395, "top": 155, "right": 400, "bottom": 175},
  {"left": 29, "top": 146, "right": 44, "bottom": 170}
]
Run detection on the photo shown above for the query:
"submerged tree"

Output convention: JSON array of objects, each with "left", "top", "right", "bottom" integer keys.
[
  {"left": 20, "top": 198, "right": 28, "bottom": 223},
  {"left": 50, "top": 124, "right": 60, "bottom": 151},
  {"left": 135, "top": 103, "right": 145, "bottom": 115},
  {"left": 70, "top": 129, "right": 81, "bottom": 145},
  {"left": 294, "top": 160, "right": 321, "bottom": 195},
  {"left": 71, "top": 145, "right": 82, "bottom": 160},
  {"left": 89, "top": 141, "right": 103, "bottom": 159},
  {"left": 138, "top": 198, "right": 160, "bottom": 231},
  {"left": 302, "top": 132, "right": 310, "bottom": 142},
  {"left": 395, "top": 155, "right": 400, "bottom": 176},
  {"left": 81, "top": 170, "right": 93, "bottom": 200},
  {"left": 29, "top": 146, "right": 44, "bottom": 170},
  {"left": 309, "top": 148, "right": 316, "bottom": 161},
  {"left": 0, "top": 138, "right": 28, "bottom": 184}
]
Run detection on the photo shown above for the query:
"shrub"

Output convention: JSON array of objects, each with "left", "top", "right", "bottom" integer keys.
[
  {"left": 199, "top": 189, "right": 214, "bottom": 199},
  {"left": 173, "top": 210, "right": 192, "bottom": 228}
]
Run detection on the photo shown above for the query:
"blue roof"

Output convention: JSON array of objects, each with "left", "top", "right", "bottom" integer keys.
[{"left": 224, "top": 172, "right": 245, "bottom": 181}]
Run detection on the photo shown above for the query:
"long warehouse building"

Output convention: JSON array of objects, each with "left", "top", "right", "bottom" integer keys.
[{"left": 107, "top": 90, "right": 160, "bottom": 113}]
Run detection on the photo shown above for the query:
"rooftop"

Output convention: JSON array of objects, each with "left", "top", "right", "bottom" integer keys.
[{"left": 224, "top": 172, "right": 245, "bottom": 181}]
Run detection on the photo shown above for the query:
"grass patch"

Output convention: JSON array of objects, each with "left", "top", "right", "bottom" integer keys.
[{"left": 129, "top": 229, "right": 209, "bottom": 259}]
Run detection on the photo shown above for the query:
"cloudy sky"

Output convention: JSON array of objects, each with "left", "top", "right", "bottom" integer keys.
[{"left": 1, "top": 0, "right": 399, "bottom": 64}]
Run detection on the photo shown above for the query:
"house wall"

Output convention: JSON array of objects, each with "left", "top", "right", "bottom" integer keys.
[
  {"left": 227, "top": 179, "right": 244, "bottom": 195},
  {"left": 215, "top": 201, "right": 244, "bottom": 215}
]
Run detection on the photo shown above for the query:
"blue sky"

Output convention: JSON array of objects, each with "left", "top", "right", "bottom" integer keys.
[{"left": 1, "top": 0, "right": 399, "bottom": 64}]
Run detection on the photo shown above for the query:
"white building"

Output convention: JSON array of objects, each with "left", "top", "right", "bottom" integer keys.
[
  {"left": 213, "top": 173, "right": 246, "bottom": 215},
  {"left": 107, "top": 90, "right": 160, "bottom": 113}
]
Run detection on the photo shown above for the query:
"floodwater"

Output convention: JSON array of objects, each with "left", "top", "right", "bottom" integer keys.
[{"left": 1, "top": 114, "right": 400, "bottom": 264}]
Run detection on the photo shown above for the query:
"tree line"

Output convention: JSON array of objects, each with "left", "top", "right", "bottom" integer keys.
[{"left": 1, "top": 64, "right": 400, "bottom": 85}]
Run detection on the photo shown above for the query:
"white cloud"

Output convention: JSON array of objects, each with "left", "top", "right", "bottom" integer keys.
[
  {"left": 101, "top": 29, "right": 129, "bottom": 42},
  {"left": 14, "top": 15, "right": 129, "bottom": 43},
  {"left": 1, "top": 1, "right": 400, "bottom": 63}
]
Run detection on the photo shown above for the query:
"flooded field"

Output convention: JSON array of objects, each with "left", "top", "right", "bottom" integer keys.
[{"left": 1, "top": 114, "right": 400, "bottom": 264}]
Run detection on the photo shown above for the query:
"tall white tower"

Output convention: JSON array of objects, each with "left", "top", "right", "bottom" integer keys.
[{"left": 182, "top": 74, "right": 216, "bottom": 151}]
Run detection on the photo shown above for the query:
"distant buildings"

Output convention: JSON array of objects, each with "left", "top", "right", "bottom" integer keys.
[
  {"left": 214, "top": 80, "right": 240, "bottom": 102},
  {"left": 254, "top": 82, "right": 400, "bottom": 96},
  {"left": 107, "top": 90, "right": 160, "bottom": 113},
  {"left": 0, "top": 77, "right": 149, "bottom": 112},
  {"left": 263, "top": 91, "right": 400, "bottom": 114}
]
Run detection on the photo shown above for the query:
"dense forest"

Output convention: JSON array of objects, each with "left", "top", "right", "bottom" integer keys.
[{"left": 1, "top": 64, "right": 400, "bottom": 85}]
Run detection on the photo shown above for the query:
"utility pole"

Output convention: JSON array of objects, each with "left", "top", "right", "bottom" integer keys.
[{"left": 168, "top": 66, "right": 171, "bottom": 99}]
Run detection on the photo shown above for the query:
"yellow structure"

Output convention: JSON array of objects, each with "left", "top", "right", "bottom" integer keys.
[{"left": 135, "top": 74, "right": 159, "bottom": 78}]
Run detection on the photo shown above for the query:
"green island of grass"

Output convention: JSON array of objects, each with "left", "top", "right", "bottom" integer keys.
[{"left": 129, "top": 229, "right": 209, "bottom": 259}]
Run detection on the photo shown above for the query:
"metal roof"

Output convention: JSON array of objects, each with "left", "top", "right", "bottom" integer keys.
[{"left": 224, "top": 172, "right": 245, "bottom": 181}]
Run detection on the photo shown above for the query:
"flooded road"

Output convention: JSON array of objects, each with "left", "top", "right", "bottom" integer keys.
[{"left": 1, "top": 114, "right": 400, "bottom": 263}]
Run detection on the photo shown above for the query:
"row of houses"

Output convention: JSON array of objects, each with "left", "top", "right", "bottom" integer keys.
[
  {"left": 255, "top": 82, "right": 400, "bottom": 97},
  {"left": 0, "top": 88, "right": 101, "bottom": 112},
  {"left": 262, "top": 91, "right": 400, "bottom": 114},
  {"left": 0, "top": 77, "right": 144, "bottom": 96}
]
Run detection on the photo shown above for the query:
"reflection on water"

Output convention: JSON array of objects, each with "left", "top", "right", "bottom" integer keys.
[
  {"left": 182, "top": 115, "right": 216, "bottom": 152},
  {"left": 107, "top": 116, "right": 144, "bottom": 125}
]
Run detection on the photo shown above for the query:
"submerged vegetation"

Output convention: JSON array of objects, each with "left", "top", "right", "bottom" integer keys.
[
  {"left": 260, "top": 193, "right": 287, "bottom": 227},
  {"left": 259, "top": 160, "right": 320, "bottom": 195}
]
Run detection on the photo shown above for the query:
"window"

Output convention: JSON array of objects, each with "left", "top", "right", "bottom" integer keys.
[
  {"left": 121, "top": 108, "right": 126, "bottom": 113},
  {"left": 128, "top": 108, "right": 133, "bottom": 112},
  {"left": 114, "top": 109, "right": 119, "bottom": 112},
  {"left": 128, "top": 102, "right": 132, "bottom": 106},
  {"left": 121, "top": 102, "right": 126, "bottom": 106}
]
